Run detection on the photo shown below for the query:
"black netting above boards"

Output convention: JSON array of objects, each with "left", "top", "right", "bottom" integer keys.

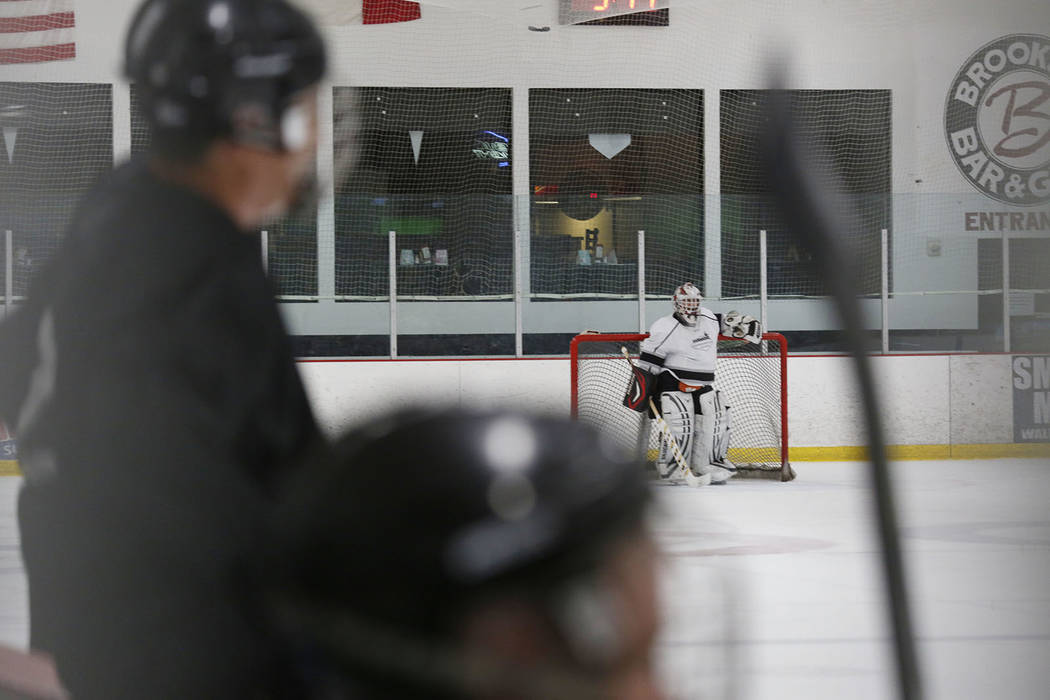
[
  {"left": 530, "top": 89, "right": 703, "bottom": 299},
  {"left": 335, "top": 87, "right": 513, "bottom": 299},
  {"left": 130, "top": 85, "right": 318, "bottom": 298},
  {"left": 721, "top": 89, "right": 892, "bottom": 298},
  {"left": 0, "top": 82, "right": 113, "bottom": 299}
]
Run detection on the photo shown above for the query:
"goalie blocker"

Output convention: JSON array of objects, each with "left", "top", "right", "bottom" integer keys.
[{"left": 623, "top": 363, "right": 657, "bottom": 413}]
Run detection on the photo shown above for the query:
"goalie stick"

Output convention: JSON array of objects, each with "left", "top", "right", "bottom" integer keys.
[{"left": 620, "top": 346, "right": 696, "bottom": 483}]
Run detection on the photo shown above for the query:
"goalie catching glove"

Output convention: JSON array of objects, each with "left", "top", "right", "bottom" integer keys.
[{"left": 721, "top": 312, "right": 762, "bottom": 344}]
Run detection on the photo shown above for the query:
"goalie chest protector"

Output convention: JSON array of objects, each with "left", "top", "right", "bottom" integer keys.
[{"left": 640, "top": 310, "right": 721, "bottom": 383}]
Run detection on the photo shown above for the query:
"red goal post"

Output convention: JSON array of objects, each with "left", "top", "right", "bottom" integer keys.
[{"left": 570, "top": 331, "right": 793, "bottom": 480}]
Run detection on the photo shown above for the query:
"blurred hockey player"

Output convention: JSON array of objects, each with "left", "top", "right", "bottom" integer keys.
[
  {"left": 262, "top": 410, "right": 662, "bottom": 699},
  {"left": 0, "top": 0, "right": 328, "bottom": 696},
  {"left": 635, "top": 283, "right": 761, "bottom": 486}
]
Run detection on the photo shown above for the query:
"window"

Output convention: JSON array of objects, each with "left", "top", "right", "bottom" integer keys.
[
  {"left": 529, "top": 88, "right": 703, "bottom": 299},
  {"left": 0, "top": 82, "right": 112, "bottom": 297},
  {"left": 335, "top": 87, "right": 513, "bottom": 299},
  {"left": 720, "top": 89, "right": 892, "bottom": 298},
  {"left": 130, "top": 85, "right": 318, "bottom": 298}
]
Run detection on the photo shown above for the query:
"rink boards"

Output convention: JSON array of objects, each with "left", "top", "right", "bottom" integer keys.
[{"left": 295, "top": 352, "right": 1050, "bottom": 460}]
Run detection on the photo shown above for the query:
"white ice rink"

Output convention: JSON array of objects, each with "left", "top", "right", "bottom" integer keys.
[
  {"left": 0, "top": 459, "right": 1047, "bottom": 699},
  {"left": 654, "top": 459, "right": 1050, "bottom": 700}
]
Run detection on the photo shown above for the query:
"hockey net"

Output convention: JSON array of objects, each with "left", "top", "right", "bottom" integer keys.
[{"left": 570, "top": 332, "right": 793, "bottom": 481}]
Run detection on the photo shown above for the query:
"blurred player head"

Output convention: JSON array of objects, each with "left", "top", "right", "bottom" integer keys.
[
  {"left": 672, "top": 282, "right": 703, "bottom": 325},
  {"left": 124, "top": 0, "right": 327, "bottom": 228},
  {"left": 263, "top": 410, "right": 661, "bottom": 699}
]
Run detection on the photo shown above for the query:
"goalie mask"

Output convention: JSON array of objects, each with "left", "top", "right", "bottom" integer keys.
[{"left": 673, "top": 282, "right": 703, "bottom": 326}]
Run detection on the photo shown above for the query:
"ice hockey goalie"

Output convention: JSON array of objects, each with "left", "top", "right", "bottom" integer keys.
[{"left": 635, "top": 282, "right": 761, "bottom": 486}]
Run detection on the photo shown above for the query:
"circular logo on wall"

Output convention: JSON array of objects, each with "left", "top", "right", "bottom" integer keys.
[{"left": 945, "top": 34, "right": 1050, "bottom": 206}]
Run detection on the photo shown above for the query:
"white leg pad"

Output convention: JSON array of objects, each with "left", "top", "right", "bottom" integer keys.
[
  {"left": 690, "top": 392, "right": 714, "bottom": 477},
  {"left": 692, "top": 391, "right": 735, "bottom": 484},
  {"left": 657, "top": 392, "right": 694, "bottom": 478},
  {"left": 711, "top": 390, "right": 736, "bottom": 470}
]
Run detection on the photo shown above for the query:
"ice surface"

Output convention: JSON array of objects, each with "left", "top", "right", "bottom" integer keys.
[
  {"left": 653, "top": 459, "right": 1050, "bottom": 699},
  {"left": 0, "top": 459, "right": 1046, "bottom": 699}
]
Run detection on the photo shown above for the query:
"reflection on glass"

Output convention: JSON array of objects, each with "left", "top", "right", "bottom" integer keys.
[
  {"left": 0, "top": 82, "right": 113, "bottom": 297},
  {"left": 335, "top": 87, "right": 513, "bottom": 299},
  {"left": 720, "top": 89, "right": 892, "bottom": 299},
  {"left": 529, "top": 88, "right": 703, "bottom": 299}
]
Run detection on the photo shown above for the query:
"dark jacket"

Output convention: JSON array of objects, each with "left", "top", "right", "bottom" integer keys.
[{"left": 1, "top": 159, "right": 320, "bottom": 698}]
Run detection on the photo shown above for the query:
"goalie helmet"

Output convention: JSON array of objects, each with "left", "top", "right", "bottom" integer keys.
[
  {"left": 264, "top": 410, "right": 652, "bottom": 698},
  {"left": 673, "top": 282, "right": 703, "bottom": 325},
  {"left": 124, "top": 0, "right": 327, "bottom": 153}
]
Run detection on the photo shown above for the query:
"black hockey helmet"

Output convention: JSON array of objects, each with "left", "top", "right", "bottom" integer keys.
[
  {"left": 124, "top": 0, "right": 327, "bottom": 153},
  {"left": 263, "top": 410, "right": 652, "bottom": 697}
]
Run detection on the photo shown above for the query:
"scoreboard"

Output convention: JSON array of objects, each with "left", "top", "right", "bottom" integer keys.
[{"left": 560, "top": 0, "right": 669, "bottom": 26}]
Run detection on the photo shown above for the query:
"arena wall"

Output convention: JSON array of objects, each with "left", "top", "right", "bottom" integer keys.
[
  {"left": 4, "top": 1, "right": 1047, "bottom": 341},
  {"left": 296, "top": 353, "right": 1048, "bottom": 460},
  {"left": 1, "top": 1, "right": 1046, "bottom": 473}
]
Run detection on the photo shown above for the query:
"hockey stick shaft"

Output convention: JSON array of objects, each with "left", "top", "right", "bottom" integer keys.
[
  {"left": 763, "top": 81, "right": 921, "bottom": 699},
  {"left": 621, "top": 346, "right": 690, "bottom": 478}
]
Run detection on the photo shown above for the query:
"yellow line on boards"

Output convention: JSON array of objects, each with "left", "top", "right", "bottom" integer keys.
[
  {"left": 1, "top": 443, "right": 1048, "bottom": 478},
  {"left": 646, "top": 444, "right": 1050, "bottom": 464},
  {"left": 789, "top": 444, "right": 1050, "bottom": 461}
]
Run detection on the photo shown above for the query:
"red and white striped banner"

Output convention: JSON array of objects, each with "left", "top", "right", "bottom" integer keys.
[{"left": 0, "top": 0, "right": 76, "bottom": 65}]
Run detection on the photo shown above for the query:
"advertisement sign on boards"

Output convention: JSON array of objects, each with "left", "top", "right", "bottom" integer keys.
[{"left": 1013, "top": 356, "right": 1050, "bottom": 442}]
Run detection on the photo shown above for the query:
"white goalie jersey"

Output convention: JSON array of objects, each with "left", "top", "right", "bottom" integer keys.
[{"left": 637, "top": 309, "right": 760, "bottom": 388}]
